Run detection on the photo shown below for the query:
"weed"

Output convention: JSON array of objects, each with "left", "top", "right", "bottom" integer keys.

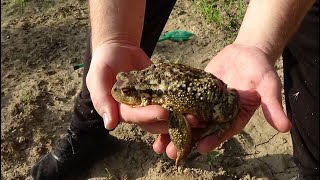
[
  {"left": 238, "top": 0, "right": 244, "bottom": 18},
  {"left": 207, "top": 150, "right": 221, "bottom": 169},
  {"left": 197, "top": 0, "right": 222, "bottom": 26},
  {"left": 14, "top": 0, "right": 29, "bottom": 7},
  {"left": 3, "top": 0, "right": 29, "bottom": 14},
  {"left": 174, "top": 51, "right": 184, "bottom": 64},
  {"left": 194, "top": 0, "right": 247, "bottom": 33},
  {"left": 105, "top": 168, "right": 113, "bottom": 180}
]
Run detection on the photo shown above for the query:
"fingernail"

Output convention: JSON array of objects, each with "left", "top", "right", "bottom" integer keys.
[{"left": 103, "top": 113, "right": 109, "bottom": 129}]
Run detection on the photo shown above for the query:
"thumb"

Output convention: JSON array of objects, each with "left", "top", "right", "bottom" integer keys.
[
  {"left": 95, "top": 96, "right": 119, "bottom": 130},
  {"left": 86, "top": 65, "right": 120, "bottom": 130},
  {"left": 258, "top": 73, "right": 291, "bottom": 132}
]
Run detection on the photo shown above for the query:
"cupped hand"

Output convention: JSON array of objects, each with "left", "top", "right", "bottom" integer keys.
[
  {"left": 86, "top": 43, "right": 168, "bottom": 130},
  {"left": 153, "top": 43, "right": 291, "bottom": 159},
  {"left": 87, "top": 42, "right": 200, "bottom": 134}
]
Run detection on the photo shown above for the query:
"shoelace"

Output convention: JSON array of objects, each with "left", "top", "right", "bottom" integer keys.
[
  {"left": 66, "top": 129, "right": 77, "bottom": 155},
  {"left": 54, "top": 128, "right": 80, "bottom": 160}
]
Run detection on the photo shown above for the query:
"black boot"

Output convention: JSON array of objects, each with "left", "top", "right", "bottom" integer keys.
[{"left": 30, "top": 127, "right": 114, "bottom": 180}]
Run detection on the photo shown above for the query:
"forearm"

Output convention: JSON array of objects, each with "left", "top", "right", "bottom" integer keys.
[
  {"left": 88, "top": 0, "right": 146, "bottom": 52},
  {"left": 235, "top": 0, "right": 315, "bottom": 63}
]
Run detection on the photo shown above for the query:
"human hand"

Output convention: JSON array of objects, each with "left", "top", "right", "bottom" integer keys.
[
  {"left": 153, "top": 43, "right": 291, "bottom": 159},
  {"left": 86, "top": 43, "right": 166, "bottom": 130}
]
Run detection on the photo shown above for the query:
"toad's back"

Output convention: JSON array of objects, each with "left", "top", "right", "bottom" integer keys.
[{"left": 111, "top": 62, "right": 240, "bottom": 166}]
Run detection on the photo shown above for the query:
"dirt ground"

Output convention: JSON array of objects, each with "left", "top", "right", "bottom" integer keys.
[{"left": 1, "top": 0, "right": 297, "bottom": 179}]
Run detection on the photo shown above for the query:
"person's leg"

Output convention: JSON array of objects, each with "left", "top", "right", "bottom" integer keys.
[
  {"left": 140, "top": 0, "right": 177, "bottom": 57},
  {"left": 283, "top": 47, "right": 319, "bottom": 180},
  {"left": 30, "top": 0, "right": 177, "bottom": 179}
]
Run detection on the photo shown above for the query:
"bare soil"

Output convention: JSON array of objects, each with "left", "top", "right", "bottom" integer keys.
[{"left": 1, "top": 0, "right": 296, "bottom": 179}]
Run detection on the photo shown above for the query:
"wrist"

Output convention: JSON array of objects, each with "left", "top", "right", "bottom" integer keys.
[
  {"left": 234, "top": 0, "right": 315, "bottom": 65},
  {"left": 229, "top": 42, "right": 278, "bottom": 66},
  {"left": 91, "top": 34, "right": 140, "bottom": 54},
  {"left": 233, "top": 39, "right": 280, "bottom": 65},
  {"left": 90, "top": 42, "right": 151, "bottom": 75}
]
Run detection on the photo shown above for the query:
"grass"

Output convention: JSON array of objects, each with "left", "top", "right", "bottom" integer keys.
[
  {"left": 104, "top": 168, "right": 113, "bottom": 180},
  {"left": 197, "top": 0, "right": 222, "bottom": 26},
  {"left": 14, "top": 0, "right": 29, "bottom": 7},
  {"left": 4, "top": 0, "right": 54, "bottom": 15},
  {"left": 194, "top": 0, "right": 246, "bottom": 34},
  {"left": 2, "top": 0, "right": 29, "bottom": 14},
  {"left": 206, "top": 150, "right": 222, "bottom": 169}
]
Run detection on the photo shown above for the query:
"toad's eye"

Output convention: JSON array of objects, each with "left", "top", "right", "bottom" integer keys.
[{"left": 121, "top": 87, "right": 131, "bottom": 94}]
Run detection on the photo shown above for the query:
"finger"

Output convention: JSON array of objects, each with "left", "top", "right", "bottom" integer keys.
[
  {"left": 119, "top": 104, "right": 169, "bottom": 123},
  {"left": 261, "top": 99, "right": 291, "bottom": 132},
  {"left": 90, "top": 93, "right": 120, "bottom": 130},
  {"left": 120, "top": 107, "right": 205, "bottom": 129},
  {"left": 195, "top": 112, "right": 252, "bottom": 153},
  {"left": 101, "top": 96, "right": 120, "bottom": 130},
  {"left": 195, "top": 124, "right": 236, "bottom": 154},
  {"left": 166, "top": 141, "right": 177, "bottom": 160},
  {"left": 185, "top": 114, "right": 207, "bottom": 128},
  {"left": 195, "top": 134, "right": 222, "bottom": 154},
  {"left": 258, "top": 74, "right": 291, "bottom": 132},
  {"left": 153, "top": 134, "right": 171, "bottom": 154},
  {"left": 139, "top": 122, "right": 168, "bottom": 134}
]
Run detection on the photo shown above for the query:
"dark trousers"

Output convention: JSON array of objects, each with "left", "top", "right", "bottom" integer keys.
[
  {"left": 283, "top": 47, "right": 319, "bottom": 179},
  {"left": 70, "top": 0, "right": 319, "bottom": 178}
]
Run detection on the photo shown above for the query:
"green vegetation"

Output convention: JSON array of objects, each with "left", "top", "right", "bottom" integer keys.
[
  {"left": 194, "top": 0, "right": 246, "bottom": 34},
  {"left": 4, "top": 0, "right": 54, "bottom": 15},
  {"left": 104, "top": 168, "right": 113, "bottom": 180},
  {"left": 206, "top": 150, "right": 222, "bottom": 169},
  {"left": 2, "top": 0, "right": 29, "bottom": 14},
  {"left": 20, "top": 89, "right": 32, "bottom": 104},
  {"left": 14, "top": 0, "right": 29, "bottom": 7}
]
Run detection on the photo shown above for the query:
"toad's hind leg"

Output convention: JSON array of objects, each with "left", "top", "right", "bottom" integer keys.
[{"left": 168, "top": 111, "right": 192, "bottom": 167}]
